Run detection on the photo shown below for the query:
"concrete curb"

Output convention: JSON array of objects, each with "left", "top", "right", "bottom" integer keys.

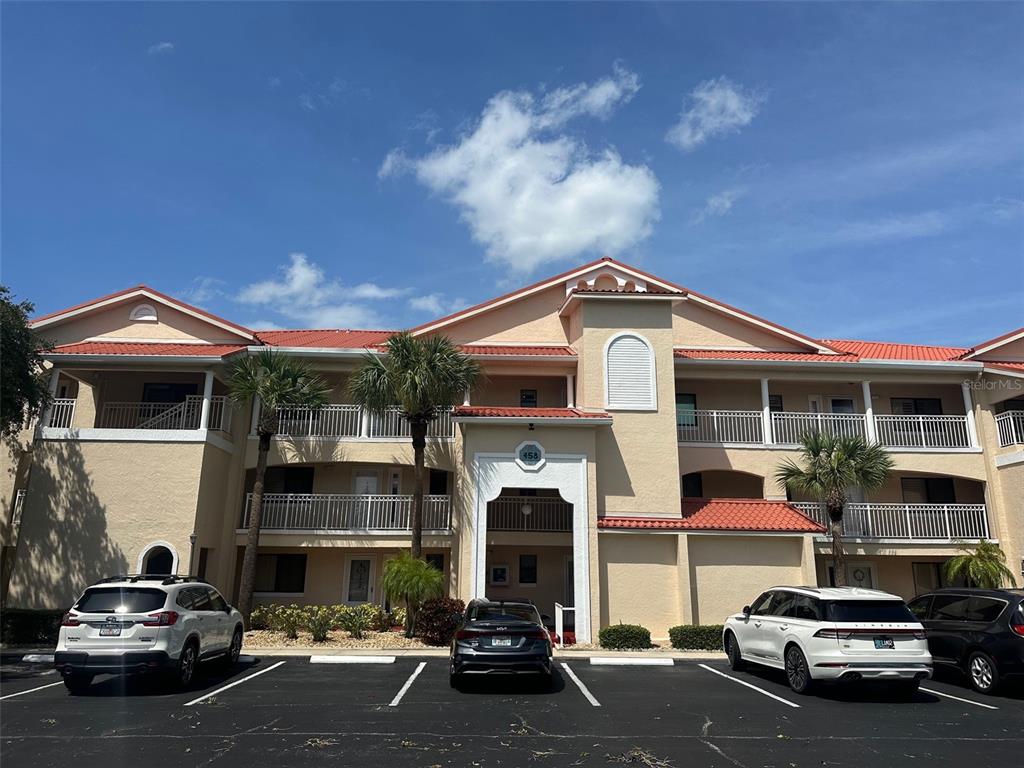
[{"left": 250, "top": 647, "right": 725, "bottom": 660}]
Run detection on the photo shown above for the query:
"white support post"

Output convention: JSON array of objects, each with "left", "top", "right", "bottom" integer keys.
[
  {"left": 360, "top": 407, "right": 371, "bottom": 438},
  {"left": 760, "top": 378, "right": 772, "bottom": 445},
  {"left": 463, "top": 387, "right": 471, "bottom": 407},
  {"left": 566, "top": 374, "right": 575, "bottom": 408},
  {"left": 40, "top": 367, "right": 61, "bottom": 428},
  {"left": 199, "top": 370, "right": 214, "bottom": 430},
  {"left": 961, "top": 381, "right": 979, "bottom": 448},
  {"left": 861, "top": 380, "right": 876, "bottom": 443},
  {"left": 249, "top": 395, "right": 261, "bottom": 436}
]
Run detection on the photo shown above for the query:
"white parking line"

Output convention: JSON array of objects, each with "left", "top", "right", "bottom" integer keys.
[
  {"left": 183, "top": 660, "right": 286, "bottom": 707},
  {"left": 589, "top": 657, "right": 674, "bottom": 666},
  {"left": 389, "top": 661, "right": 427, "bottom": 706},
  {"left": 921, "top": 686, "right": 999, "bottom": 710},
  {"left": 0, "top": 681, "right": 65, "bottom": 700},
  {"left": 561, "top": 662, "right": 601, "bottom": 707},
  {"left": 310, "top": 655, "right": 396, "bottom": 664},
  {"left": 697, "top": 663, "right": 801, "bottom": 709}
]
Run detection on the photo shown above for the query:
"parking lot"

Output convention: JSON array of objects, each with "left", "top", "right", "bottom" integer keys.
[{"left": 2, "top": 653, "right": 1021, "bottom": 767}]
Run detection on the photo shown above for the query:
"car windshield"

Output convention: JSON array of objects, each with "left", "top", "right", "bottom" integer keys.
[
  {"left": 469, "top": 605, "right": 538, "bottom": 624},
  {"left": 824, "top": 600, "right": 915, "bottom": 623},
  {"left": 75, "top": 588, "right": 166, "bottom": 614}
]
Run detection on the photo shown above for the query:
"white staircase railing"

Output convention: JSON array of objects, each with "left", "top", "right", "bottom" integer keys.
[
  {"left": 98, "top": 395, "right": 230, "bottom": 431},
  {"left": 242, "top": 493, "right": 452, "bottom": 531},
  {"left": 792, "top": 501, "right": 989, "bottom": 540},
  {"left": 996, "top": 410, "right": 1024, "bottom": 447}
]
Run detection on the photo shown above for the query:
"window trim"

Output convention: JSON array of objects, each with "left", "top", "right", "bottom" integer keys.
[
  {"left": 136, "top": 540, "right": 179, "bottom": 575},
  {"left": 129, "top": 303, "right": 158, "bottom": 322},
  {"left": 603, "top": 331, "right": 657, "bottom": 411}
]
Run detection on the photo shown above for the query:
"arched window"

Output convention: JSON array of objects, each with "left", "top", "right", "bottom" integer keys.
[
  {"left": 604, "top": 332, "right": 657, "bottom": 410},
  {"left": 138, "top": 541, "right": 178, "bottom": 575},
  {"left": 129, "top": 303, "right": 158, "bottom": 322}
]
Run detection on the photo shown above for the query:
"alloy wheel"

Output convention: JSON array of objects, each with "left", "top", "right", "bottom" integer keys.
[
  {"left": 179, "top": 646, "right": 196, "bottom": 685},
  {"left": 785, "top": 647, "right": 808, "bottom": 692},
  {"left": 970, "top": 654, "right": 994, "bottom": 691},
  {"left": 229, "top": 630, "right": 243, "bottom": 664}
]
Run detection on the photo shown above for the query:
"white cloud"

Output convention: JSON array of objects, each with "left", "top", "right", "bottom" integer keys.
[
  {"left": 147, "top": 42, "right": 174, "bottom": 55},
  {"left": 236, "top": 253, "right": 405, "bottom": 328},
  {"left": 409, "top": 293, "right": 466, "bottom": 316},
  {"left": 666, "top": 77, "right": 764, "bottom": 151},
  {"left": 692, "top": 188, "right": 745, "bottom": 223},
  {"left": 380, "top": 65, "right": 659, "bottom": 274},
  {"left": 179, "top": 276, "right": 226, "bottom": 305}
]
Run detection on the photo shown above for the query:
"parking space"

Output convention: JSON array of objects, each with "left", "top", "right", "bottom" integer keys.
[{"left": 2, "top": 655, "right": 1022, "bottom": 767}]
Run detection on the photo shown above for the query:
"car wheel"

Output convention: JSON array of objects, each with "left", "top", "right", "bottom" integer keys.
[
  {"left": 174, "top": 642, "right": 198, "bottom": 690},
  {"left": 784, "top": 645, "right": 814, "bottom": 694},
  {"left": 724, "top": 632, "right": 745, "bottom": 671},
  {"left": 62, "top": 671, "right": 94, "bottom": 694},
  {"left": 966, "top": 651, "right": 999, "bottom": 694},
  {"left": 226, "top": 627, "right": 243, "bottom": 666},
  {"left": 449, "top": 672, "right": 460, "bottom": 689}
]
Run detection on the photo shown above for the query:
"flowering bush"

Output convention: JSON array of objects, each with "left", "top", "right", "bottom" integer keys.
[
  {"left": 416, "top": 597, "right": 465, "bottom": 646},
  {"left": 305, "top": 606, "right": 335, "bottom": 642},
  {"left": 267, "top": 605, "right": 304, "bottom": 639}
]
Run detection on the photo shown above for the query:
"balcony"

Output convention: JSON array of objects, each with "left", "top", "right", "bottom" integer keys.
[
  {"left": 677, "top": 410, "right": 973, "bottom": 450},
  {"left": 996, "top": 410, "right": 1024, "bottom": 447},
  {"left": 265, "top": 404, "right": 454, "bottom": 440},
  {"left": 241, "top": 493, "right": 452, "bottom": 532},
  {"left": 45, "top": 396, "right": 232, "bottom": 432},
  {"left": 487, "top": 495, "right": 573, "bottom": 532},
  {"left": 791, "top": 502, "right": 989, "bottom": 541}
]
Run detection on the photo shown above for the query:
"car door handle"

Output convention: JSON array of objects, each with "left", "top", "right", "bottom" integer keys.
[
  {"left": 779, "top": 624, "right": 789, "bottom": 631},
  {"left": 753, "top": 621, "right": 762, "bottom": 628}
]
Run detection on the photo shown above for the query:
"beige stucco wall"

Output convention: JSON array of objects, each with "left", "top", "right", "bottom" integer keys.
[
  {"left": 814, "top": 553, "right": 952, "bottom": 600},
  {"left": 483, "top": 544, "right": 572, "bottom": 619},
  {"left": 673, "top": 301, "right": 809, "bottom": 351},
  {"left": 600, "top": 533, "right": 680, "bottom": 637},
  {"left": 250, "top": 438, "right": 458, "bottom": 473},
  {"left": 691, "top": 470, "right": 763, "bottom": 498},
  {"left": 438, "top": 285, "right": 571, "bottom": 345},
  {"left": 472, "top": 375, "right": 567, "bottom": 408}
]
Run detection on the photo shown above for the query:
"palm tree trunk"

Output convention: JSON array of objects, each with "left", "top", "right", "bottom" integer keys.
[
  {"left": 410, "top": 420, "right": 427, "bottom": 559},
  {"left": 827, "top": 502, "right": 846, "bottom": 586},
  {"left": 237, "top": 432, "right": 271, "bottom": 627}
]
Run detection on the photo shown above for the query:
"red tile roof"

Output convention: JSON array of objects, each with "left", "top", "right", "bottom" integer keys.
[
  {"left": 453, "top": 406, "right": 610, "bottom": 419},
  {"left": 675, "top": 348, "right": 858, "bottom": 362},
  {"left": 458, "top": 345, "right": 576, "bottom": 357},
  {"left": 822, "top": 339, "right": 969, "bottom": 361},
  {"left": 987, "top": 361, "right": 1024, "bottom": 372},
  {"left": 49, "top": 342, "right": 247, "bottom": 357},
  {"left": 256, "top": 329, "right": 396, "bottom": 348},
  {"left": 598, "top": 499, "right": 825, "bottom": 533}
]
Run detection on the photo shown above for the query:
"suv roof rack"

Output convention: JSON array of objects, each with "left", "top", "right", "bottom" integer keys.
[{"left": 92, "top": 574, "right": 208, "bottom": 586}]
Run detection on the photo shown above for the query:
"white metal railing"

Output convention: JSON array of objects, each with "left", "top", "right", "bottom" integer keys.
[
  {"left": 97, "top": 395, "right": 230, "bottom": 431},
  {"left": 47, "top": 398, "right": 77, "bottom": 428},
  {"left": 875, "top": 414, "right": 970, "bottom": 449},
  {"left": 554, "top": 603, "right": 575, "bottom": 648},
  {"left": 676, "top": 409, "right": 763, "bottom": 444},
  {"left": 241, "top": 493, "right": 452, "bottom": 531},
  {"left": 792, "top": 501, "right": 989, "bottom": 540},
  {"left": 772, "top": 412, "right": 867, "bottom": 444},
  {"left": 268, "top": 404, "right": 454, "bottom": 439},
  {"left": 487, "top": 495, "right": 573, "bottom": 531},
  {"left": 996, "top": 410, "right": 1024, "bottom": 447}
]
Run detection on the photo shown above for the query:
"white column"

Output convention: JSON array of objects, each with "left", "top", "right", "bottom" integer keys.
[
  {"left": 760, "top": 378, "right": 772, "bottom": 445},
  {"left": 199, "top": 370, "right": 214, "bottom": 430},
  {"left": 861, "top": 380, "right": 876, "bottom": 443},
  {"left": 40, "top": 367, "right": 61, "bottom": 428},
  {"left": 463, "top": 387, "right": 471, "bottom": 407},
  {"left": 566, "top": 374, "right": 575, "bottom": 408},
  {"left": 961, "top": 381, "right": 979, "bottom": 448},
  {"left": 249, "top": 395, "right": 261, "bottom": 435},
  {"left": 360, "top": 407, "right": 371, "bottom": 438}
]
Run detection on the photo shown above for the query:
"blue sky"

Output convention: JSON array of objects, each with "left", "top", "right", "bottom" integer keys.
[{"left": 3, "top": 2, "right": 1021, "bottom": 345}]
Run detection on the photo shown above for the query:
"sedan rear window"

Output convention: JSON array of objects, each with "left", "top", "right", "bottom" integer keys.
[
  {"left": 824, "top": 600, "right": 915, "bottom": 623},
  {"left": 469, "top": 606, "right": 539, "bottom": 624},
  {"left": 75, "top": 588, "right": 167, "bottom": 614}
]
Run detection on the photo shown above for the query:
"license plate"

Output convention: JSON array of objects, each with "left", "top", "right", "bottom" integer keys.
[
  {"left": 873, "top": 636, "right": 894, "bottom": 649},
  {"left": 492, "top": 636, "right": 512, "bottom": 647},
  {"left": 99, "top": 626, "right": 121, "bottom": 637}
]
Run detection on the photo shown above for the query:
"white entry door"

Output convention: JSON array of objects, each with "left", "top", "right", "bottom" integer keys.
[{"left": 345, "top": 557, "right": 375, "bottom": 604}]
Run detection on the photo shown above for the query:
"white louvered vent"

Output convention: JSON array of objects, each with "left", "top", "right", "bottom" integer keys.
[{"left": 605, "top": 333, "right": 656, "bottom": 410}]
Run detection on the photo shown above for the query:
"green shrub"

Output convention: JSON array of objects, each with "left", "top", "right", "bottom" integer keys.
[
  {"left": 416, "top": 597, "right": 465, "bottom": 646},
  {"left": 388, "top": 607, "right": 407, "bottom": 631},
  {"left": 268, "top": 604, "right": 303, "bottom": 639},
  {"left": 668, "top": 624, "right": 724, "bottom": 651},
  {"left": 304, "top": 606, "right": 335, "bottom": 642},
  {"left": 249, "top": 604, "right": 278, "bottom": 630},
  {"left": 598, "top": 623, "right": 651, "bottom": 650},
  {"left": 1, "top": 609, "right": 65, "bottom": 646}
]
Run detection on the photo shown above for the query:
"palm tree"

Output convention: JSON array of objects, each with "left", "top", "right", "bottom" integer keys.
[
  {"left": 382, "top": 551, "right": 445, "bottom": 637},
  {"left": 775, "top": 432, "right": 893, "bottom": 586},
  {"left": 348, "top": 332, "right": 480, "bottom": 557},
  {"left": 227, "top": 350, "right": 330, "bottom": 625},
  {"left": 944, "top": 540, "right": 1017, "bottom": 588}
]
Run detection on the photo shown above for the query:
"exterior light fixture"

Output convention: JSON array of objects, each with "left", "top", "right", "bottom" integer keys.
[{"left": 521, "top": 503, "right": 533, "bottom": 517}]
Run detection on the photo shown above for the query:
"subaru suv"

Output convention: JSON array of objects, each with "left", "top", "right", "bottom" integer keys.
[
  {"left": 723, "top": 586, "right": 932, "bottom": 695},
  {"left": 54, "top": 575, "right": 244, "bottom": 692}
]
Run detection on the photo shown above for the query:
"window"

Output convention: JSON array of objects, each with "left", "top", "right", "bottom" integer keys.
[
  {"left": 76, "top": 588, "right": 166, "bottom": 613},
  {"left": 907, "top": 596, "right": 932, "bottom": 620},
  {"left": 518, "top": 554, "right": 538, "bottom": 585},
  {"left": 750, "top": 591, "right": 778, "bottom": 616},
  {"left": 519, "top": 389, "right": 538, "bottom": 408},
  {"left": 129, "top": 303, "right": 158, "bottom": 322},
  {"left": 189, "top": 587, "right": 213, "bottom": 611},
  {"left": 676, "top": 393, "right": 697, "bottom": 427},
  {"left": 142, "top": 383, "right": 198, "bottom": 404},
  {"left": 997, "top": 398, "right": 1024, "bottom": 414},
  {"left": 255, "top": 554, "right": 306, "bottom": 593},
  {"left": 263, "top": 466, "right": 315, "bottom": 494},
  {"left": 681, "top": 472, "right": 703, "bottom": 498},
  {"left": 606, "top": 333, "right": 656, "bottom": 410},
  {"left": 780, "top": 594, "right": 822, "bottom": 621},
  {"left": 428, "top": 469, "right": 448, "bottom": 495},
  {"left": 823, "top": 600, "right": 915, "bottom": 622},
  {"left": 931, "top": 594, "right": 970, "bottom": 621},
  {"left": 207, "top": 588, "right": 228, "bottom": 612},
  {"left": 912, "top": 562, "right": 944, "bottom": 593},
  {"left": 964, "top": 597, "right": 1006, "bottom": 623},
  {"left": 425, "top": 553, "right": 445, "bottom": 573},
  {"left": 891, "top": 397, "right": 943, "bottom": 416},
  {"left": 901, "top": 478, "right": 956, "bottom": 504},
  {"left": 768, "top": 395, "right": 784, "bottom": 413},
  {"left": 830, "top": 398, "right": 856, "bottom": 414},
  {"left": 468, "top": 604, "right": 541, "bottom": 624}
]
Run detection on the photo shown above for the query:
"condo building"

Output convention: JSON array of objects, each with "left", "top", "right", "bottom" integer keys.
[{"left": 2, "top": 257, "right": 1022, "bottom": 642}]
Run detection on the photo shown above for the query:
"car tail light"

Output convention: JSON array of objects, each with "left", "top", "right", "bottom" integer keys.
[
  {"left": 815, "top": 627, "right": 924, "bottom": 639},
  {"left": 523, "top": 629, "right": 549, "bottom": 640},
  {"left": 454, "top": 630, "right": 479, "bottom": 647},
  {"left": 814, "top": 628, "right": 847, "bottom": 639},
  {"left": 61, "top": 612, "right": 81, "bottom": 627},
  {"left": 142, "top": 611, "right": 179, "bottom": 627},
  {"left": 1011, "top": 622, "right": 1024, "bottom": 638}
]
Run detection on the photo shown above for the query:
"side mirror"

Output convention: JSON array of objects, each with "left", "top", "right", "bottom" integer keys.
[{"left": 742, "top": 605, "right": 751, "bottom": 617}]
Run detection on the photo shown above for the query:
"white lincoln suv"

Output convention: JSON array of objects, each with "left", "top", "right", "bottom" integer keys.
[
  {"left": 722, "top": 586, "right": 932, "bottom": 695},
  {"left": 54, "top": 575, "right": 244, "bottom": 693}
]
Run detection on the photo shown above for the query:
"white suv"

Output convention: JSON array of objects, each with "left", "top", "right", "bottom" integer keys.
[
  {"left": 54, "top": 575, "right": 244, "bottom": 693},
  {"left": 723, "top": 586, "right": 932, "bottom": 695}
]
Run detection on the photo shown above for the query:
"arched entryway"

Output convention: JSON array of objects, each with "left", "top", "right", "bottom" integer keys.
[{"left": 138, "top": 542, "right": 177, "bottom": 575}]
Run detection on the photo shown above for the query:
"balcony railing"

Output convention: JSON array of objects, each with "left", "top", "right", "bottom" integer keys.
[
  {"left": 268, "top": 404, "right": 454, "bottom": 440},
  {"left": 48, "top": 398, "right": 77, "bottom": 428},
  {"left": 241, "top": 493, "right": 452, "bottom": 532},
  {"left": 874, "top": 415, "right": 971, "bottom": 449},
  {"left": 677, "top": 410, "right": 763, "bottom": 444},
  {"left": 792, "top": 502, "right": 989, "bottom": 540},
  {"left": 487, "top": 495, "right": 573, "bottom": 532},
  {"left": 772, "top": 412, "right": 867, "bottom": 444},
  {"left": 47, "top": 396, "right": 231, "bottom": 431},
  {"left": 996, "top": 410, "right": 1024, "bottom": 447}
]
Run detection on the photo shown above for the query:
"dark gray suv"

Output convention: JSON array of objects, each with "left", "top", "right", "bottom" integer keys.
[{"left": 449, "top": 599, "right": 553, "bottom": 687}]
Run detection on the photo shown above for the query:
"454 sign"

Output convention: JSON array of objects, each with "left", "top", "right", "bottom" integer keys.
[{"left": 515, "top": 441, "right": 546, "bottom": 471}]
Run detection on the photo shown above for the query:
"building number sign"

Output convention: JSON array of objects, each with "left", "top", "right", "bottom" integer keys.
[{"left": 515, "top": 441, "right": 545, "bottom": 471}]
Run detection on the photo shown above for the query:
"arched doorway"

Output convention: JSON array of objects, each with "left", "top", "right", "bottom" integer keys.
[{"left": 139, "top": 542, "right": 177, "bottom": 575}]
